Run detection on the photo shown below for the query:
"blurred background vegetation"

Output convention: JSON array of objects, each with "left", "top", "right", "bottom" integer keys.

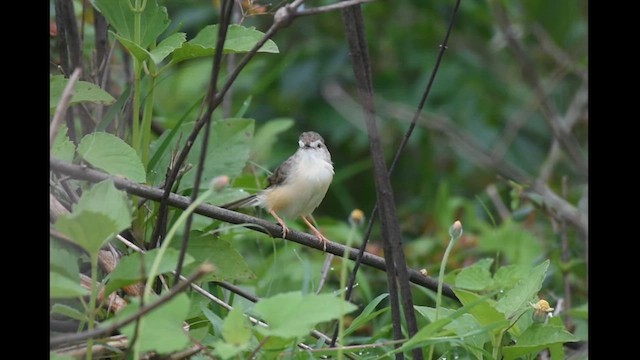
[{"left": 51, "top": 0, "right": 588, "bottom": 353}]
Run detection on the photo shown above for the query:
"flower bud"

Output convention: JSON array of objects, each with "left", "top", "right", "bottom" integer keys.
[
  {"left": 449, "top": 220, "right": 463, "bottom": 240},
  {"left": 530, "top": 299, "right": 554, "bottom": 323},
  {"left": 209, "top": 175, "right": 229, "bottom": 191},
  {"left": 349, "top": 209, "right": 365, "bottom": 227}
]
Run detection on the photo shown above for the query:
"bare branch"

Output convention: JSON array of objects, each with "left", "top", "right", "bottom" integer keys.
[
  {"left": 333, "top": 85, "right": 588, "bottom": 239},
  {"left": 50, "top": 67, "right": 82, "bottom": 148},
  {"left": 113, "top": 234, "right": 340, "bottom": 350},
  {"left": 295, "top": 0, "right": 377, "bottom": 17},
  {"left": 173, "top": 0, "right": 235, "bottom": 285},
  {"left": 50, "top": 157, "right": 458, "bottom": 300},
  {"left": 492, "top": 3, "right": 587, "bottom": 179}
]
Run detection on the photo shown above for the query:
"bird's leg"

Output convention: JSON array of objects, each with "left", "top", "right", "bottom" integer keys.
[
  {"left": 269, "top": 209, "right": 289, "bottom": 238},
  {"left": 302, "top": 216, "right": 329, "bottom": 251}
]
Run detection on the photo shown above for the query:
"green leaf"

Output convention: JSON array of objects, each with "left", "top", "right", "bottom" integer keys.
[
  {"left": 415, "top": 306, "right": 491, "bottom": 355},
  {"left": 54, "top": 211, "right": 118, "bottom": 256},
  {"left": 77, "top": 132, "right": 146, "bottom": 182},
  {"left": 495, "top": 260, "right": 549, "bottom": 319},
  {"left": 213, "top": 341, "right": 247, "bottom": 359},
  {"left": 105, "top": 248, "right": 195, "bottom": 296},
  {"left": 222, "top": 305, "right": 252, "bottom": 345},
  {"left": 151, "top": 32, "right": 187, "bottom": 64},
  {"left": 172, "top": 24, "right": 279, "bottom": 63},
  {"left": 478, "top": 219, "right": 542, "bottom": 265},
  {"left": 50, "top": 240, "right": 80, "bottom": 282},
  {"left": 453, "top": 289, "right": 506, "bottom": 328},
  {"left": 455, "top": 258, "right": 494, "bottom": 291},
  {"left": 250, "top": 118, "right": 295, "bottom": 164},
  {"left": 493, "top": 264, "right": 530, "bottom": 290},
  {"left": 51, "top": 124, "right": 75, "bottom": 163},
  {"left": 253, "top": 291, "right": 357, "bottom": 339},
  {"left": 112, "top": 32, "right": 152, "bottom": 62},
  {"left": 50, "top": 303, "right": 87, "bottom": 322},
  {"left": 343, "top": 293, "right": 389, "bottom": 337},
  {"left": 54, "top": 180, "right": 131, "bottom": 256},
  {"left": 50, "top": 271, "right": 88, "bottom": 299},
  {"left": 502, "top": 324, "right": 580, "bottom": 360},
  {"left": 149, "top": 118, "right": 254, "bottom": 191},
  {"left": 50, "top": 353, "right": 77, "bottom": 360},
  {"left": 73, "top": 179, "right": 132, "bottom": 231},
  {"left": 118, "top": 293, "right": 191, "bottom": 354},
  {"left": 50, "top": 75, "right": 115, "bottom": 113},
  {"left": 175, "top": 232, "right": 255, "bottom": 282},
  {"left": 93, "top": 0, "right": 170, "bottom": 49}
]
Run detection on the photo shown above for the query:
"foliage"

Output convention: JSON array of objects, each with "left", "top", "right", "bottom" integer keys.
[{"left": 50, "top": 0, "right": 587, "bottom": 359}]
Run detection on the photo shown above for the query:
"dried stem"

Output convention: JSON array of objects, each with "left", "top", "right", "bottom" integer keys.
[{"left": 50, "top": 67, "right": 82, "bottom": 148}]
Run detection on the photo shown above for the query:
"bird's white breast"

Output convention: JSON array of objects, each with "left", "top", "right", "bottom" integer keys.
[{"left": 263, "top": 149, "right": 334, "bottom": 218}]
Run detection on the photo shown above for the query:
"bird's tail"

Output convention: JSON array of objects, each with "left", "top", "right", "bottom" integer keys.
[{"left": 220, "top": 194, "right": 259, "bottom": 210}]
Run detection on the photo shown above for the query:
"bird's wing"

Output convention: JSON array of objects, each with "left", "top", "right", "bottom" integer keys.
[{"left": 266, "top": 154, "right": 295, "bottom": 188}]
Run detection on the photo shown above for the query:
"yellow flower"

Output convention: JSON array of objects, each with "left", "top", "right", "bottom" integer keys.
[
  {"left": 349, "top": 209, "right": 365, "bottom": 227},
  {"left": 530, "top": 299, "right": 554, "bottom": 323}
]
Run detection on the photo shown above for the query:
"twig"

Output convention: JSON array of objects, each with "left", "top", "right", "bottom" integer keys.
[
  {"left": 539, "top": 80, "right": 588, "bottom": 182},
  {"left": 357, "top": 95, "right": 588, "bottom": 239},
  {"left": 317, "top": 254, "right": 335, "bottom": 294},
  {"left": 50, "top": 67, "right": 82, "bottom": 148},
  {"left": 492, "top": 2, "right": 587, "bottom": 179},
  {"left": 50, "top": 156, "right": 458, "bottom": 300},
  {"left": 294, "top": 0, "right": 377, "bottom": 17},
  {"left": 173, "top": 0, "right": 235, "bottom": 285},
  {"left": 332, "top": 0, "right": 461, "bottom": 344},
  {"left": 113, "top": 233, "right": 338, "bottom": 349},
  {"left": 485, "top": 184, "right": 510, "bottom": 221},
  {"left": 560, "top": 176, "right": 573, "bottom": 331},
  {"left": 151, "top": 0, "right": 308, "bottom": 248},
  {"left": 50, "top": 264, "right": 214, "bottom": 348},
  {"left": 530, "top": 23, "right": 587, "bottom": 81}
]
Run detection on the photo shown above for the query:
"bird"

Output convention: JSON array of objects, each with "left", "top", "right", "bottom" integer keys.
[{"left": 221, "top": 131, "right": 334, "bottom": 249}]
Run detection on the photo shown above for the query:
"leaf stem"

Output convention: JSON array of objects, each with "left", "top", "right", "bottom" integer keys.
[
  {"left": 86, "top": 254, "right": 99, "bottom": 360},
  {"left": 337, "top": 219, "right": 359, "bottom": 359},
  {"left": 430, "top": 221, "right": 462, "bottom": 359}
]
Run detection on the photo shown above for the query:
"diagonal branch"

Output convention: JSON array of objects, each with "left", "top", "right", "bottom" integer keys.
[
  {"left": 50, "top": 67, "right": 82, "bottom": 147},
  {"left": 152, "top": 0, "right": 311, "bottom": 249},
  {"left": 50, "top": 157, "right": 458, "bottom": 300},
  {"left": 173, "top": 0, "right": 235, "bottom": 285},
  {"left": 340, "top": 5, "right": 421, "bottom": 359},
  {"left": 491, "top": 2, "right": 588, "bottom": 180}
]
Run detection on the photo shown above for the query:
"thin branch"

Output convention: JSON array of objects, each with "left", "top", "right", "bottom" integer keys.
[
  {"left": 50, "top": 157, "right": 458, "bottom": 300},
  {"left": 173, "top": 0, "right": 235, "bottom": 285},
  {"left": 50, "top": 264, "right": 214, "bottom": 348},
  {"left": 113, "top": 233, "right": 339, "bottom": 350},
  {"left": 294, "top": 0, "right": 377, "bottom": 17},
  {"left": 317, "top": 254, "right": 335, "bottom": 294},
  {"left": 539, "top": 80, "right": 588, "bottom": 182},
  {"left": 492, "top": 2, "right": 587, "bottom": 179},
  {"left": 152, "top": 0, "right": 304, "bottom": 249},
  {"left": 352, "top": 92, "right": 588, "bottom": 239},
  {"left": 341, "top": 5, "right": 421, "bottom": 359},
  {"left": 50, "top": 67, "right": 82, "bottom": 148}
]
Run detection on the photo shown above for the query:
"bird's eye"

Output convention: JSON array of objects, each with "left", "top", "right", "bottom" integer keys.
[{"left": 316, "top": 143, "right": 322, "bottom": 148}]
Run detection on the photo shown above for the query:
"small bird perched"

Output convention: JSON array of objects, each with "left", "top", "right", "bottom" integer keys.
[{"left": 222, "top": 131, "right": 334, "bottom": 249}]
